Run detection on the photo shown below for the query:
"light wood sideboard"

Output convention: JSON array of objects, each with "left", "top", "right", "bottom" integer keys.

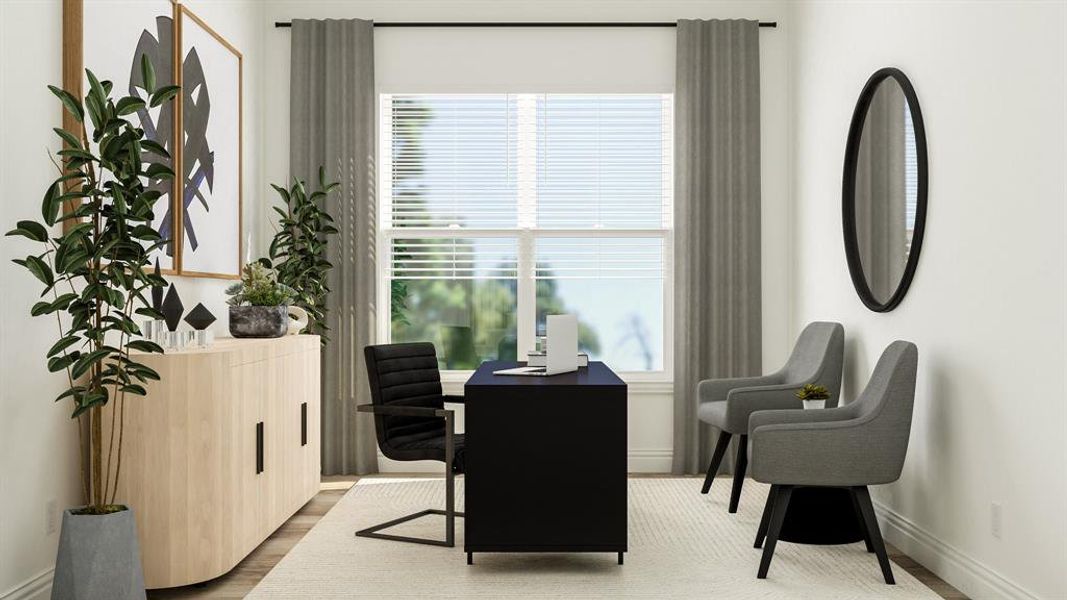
[{"left": 104, "top": 335, "right": 321, "bottom": 589}]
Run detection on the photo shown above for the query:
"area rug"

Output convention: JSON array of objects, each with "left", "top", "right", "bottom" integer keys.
[{"left": 248, "top": 478, "right": 939, "bottom": 599}]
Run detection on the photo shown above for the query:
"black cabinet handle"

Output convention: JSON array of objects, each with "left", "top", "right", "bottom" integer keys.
[
  {"left": 256, "top": 421, "right": 264, "bottom": 474},
  {"left": 301, "top": 402, "right": 308, "bottom": 446}
]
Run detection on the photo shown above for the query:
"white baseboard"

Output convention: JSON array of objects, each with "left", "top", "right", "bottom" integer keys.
[
  {"left": 377, "top": 450, "right": 673, "bottom": 474},
  {"left": 874, "top": 500, "right": 1039, "bottom": 600},
  {"left": 626, "top": 450, "right": 673, "bottom": 472},
  {"left": 0, "top": 568, "right": 52, "bottom": 600}
]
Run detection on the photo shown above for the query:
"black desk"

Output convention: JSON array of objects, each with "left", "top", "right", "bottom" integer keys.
[{"left": 464, "top": 361, "right": 627, "bottom": 564}]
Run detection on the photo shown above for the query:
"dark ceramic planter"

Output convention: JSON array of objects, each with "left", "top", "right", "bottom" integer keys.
[
  {"left": 229, "top": 305, "right": 288, "bottom": 338},
  {"left": 52, "top": 507, "right": 146, "bottom": 600}
]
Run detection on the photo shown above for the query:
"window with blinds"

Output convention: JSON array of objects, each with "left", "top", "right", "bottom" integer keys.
[
  {"left": 390, "top": 96, "right": 519, "bottom": 228},
  {"left": 382, "top": 93, "right": 673, "bottom": 373},
  {"left": 536, "top": 95, "right": 672, "bottom": 229}
]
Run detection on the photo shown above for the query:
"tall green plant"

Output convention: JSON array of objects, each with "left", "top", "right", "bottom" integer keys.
[
  {"left": 6, "top": 59, "right": 178, "bottom": 513},
  {"left": 267, "top": 167, "right": 339, "bottom": 342}
]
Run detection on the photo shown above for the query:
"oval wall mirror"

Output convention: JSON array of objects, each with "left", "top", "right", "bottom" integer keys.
[{"left": 842, "top": 67, "right": 928, "bottom": 312}]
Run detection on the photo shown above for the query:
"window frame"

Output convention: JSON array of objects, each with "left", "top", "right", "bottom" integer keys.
[{"left": 376, "top": 93, "right": 674, "bottom": 383}]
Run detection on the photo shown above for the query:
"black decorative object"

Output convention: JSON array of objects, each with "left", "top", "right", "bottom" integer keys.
[
  {"left": 183, "top": 303, "right": 216, "bottom": 331},
  {"left": 229, "top": 306, "right": 288, "bottom": 338},
  {"left": 842, "top": 67, "right": 928, "bottom": 312},
  {"left": 160, "top": 284, "right": 185, "bottom": 332},
  {"left": 151, "top": 259, "right": 164, "bottom": 311}
]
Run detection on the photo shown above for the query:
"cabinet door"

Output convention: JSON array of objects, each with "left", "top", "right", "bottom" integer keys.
[
  {"left": 301, "top": 347, "right": 322, "bottom": 503},
  {"left": 264, "top": 344, "right": 317, "bottom": 527},
  {"left": 277, "top": 345, "right": 321, "bottom": 519},
  {"left": 269, "top": 351, "right": 299, "bottom": 523},
  {"left": 232, "top": 361, "right": 268, "bottom": 553}
]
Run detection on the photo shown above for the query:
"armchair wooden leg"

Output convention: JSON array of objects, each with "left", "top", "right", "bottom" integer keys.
[
  {"left": 757, "top": 485, "right": 793, "bottom": 579},
  {"left": 849, "top": 487, "right": 875, "bottom": 553},
  {"left": 729, "top": 435, "right": 748, "bottom": 513},
  {"left": 851, "top": 486, "right": 895, "bottom": 584},
  {"left": 701, "top": 432, "right": 733, "bottom": 494},
  {"left": 754, "top": 484, "right": 779, "bottom": 548}
]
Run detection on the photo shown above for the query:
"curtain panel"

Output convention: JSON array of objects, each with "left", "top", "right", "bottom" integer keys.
[
  {"left": 672, "top": 19, "right": 763, "bottom": 475},
  {"left": 290, "top": 19, "right": 379, "bottom": 475}
]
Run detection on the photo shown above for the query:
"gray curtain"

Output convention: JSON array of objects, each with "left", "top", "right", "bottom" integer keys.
[
  {"left": 672, "top": 19, "right": 762, "bottom": 475},
  {"left": 854, "top": 82, "right": 907, "bottom": 302},
  {"left": 290, "top": 19, "right": 379, "bottom": 475}
]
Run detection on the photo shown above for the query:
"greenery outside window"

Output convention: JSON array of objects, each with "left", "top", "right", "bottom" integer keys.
[{"left": 380, "top": 93, "right": 673, "bottom": 375}]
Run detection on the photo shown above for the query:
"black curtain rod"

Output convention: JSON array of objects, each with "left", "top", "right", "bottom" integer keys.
[{"left": 275, "top": 21, "right": 777, "bottom": 29}]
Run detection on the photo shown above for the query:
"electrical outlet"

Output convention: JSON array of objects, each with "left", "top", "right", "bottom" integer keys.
[
  {"left": 45, "top": 498, "right": 59, "bottom": 535},
  {"left": 991, "top": 502, "right": 1002, "bottom": 539}
]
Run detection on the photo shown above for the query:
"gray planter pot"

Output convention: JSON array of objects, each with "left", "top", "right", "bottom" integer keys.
[
  {"left": 229, "top": 305, "right": 288, "bottom": 338},
  {"left": 52, "top": 507, "right": 145, "bottom": 600}
]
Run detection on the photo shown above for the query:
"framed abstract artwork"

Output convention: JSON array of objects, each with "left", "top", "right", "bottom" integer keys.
[
  {"left": 176, "top": 5, "right": 243, "bottom": 279},
  {"left": 84, "top": 1, "right": 180, "bottom": 273}
]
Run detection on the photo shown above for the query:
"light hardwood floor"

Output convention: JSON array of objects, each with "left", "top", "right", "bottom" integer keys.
[{"left": 147, "top": 475, "right": 966, "bottom": 599}]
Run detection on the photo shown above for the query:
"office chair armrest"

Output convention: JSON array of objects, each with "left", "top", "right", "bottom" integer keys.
[
  {"left": 749, "top": 415, "right": 901, "bottom": 486},
  {"left": 356, "top": 404, "right": 453, "bottom": 418},
  {"left": 704, "top": 383, "right": 801, "bottom": 432},
  {"left": 748, "top": 405, "right": 853, "bottom": 433},
  {"left": 442, "top": 394, "right": 465, "bottom": 404},
  {"left": 727, "top": 382, "right": 805, "bottom": 405},
  {"left": 697, "top": 375, "right": 779, "bottom": 404}
]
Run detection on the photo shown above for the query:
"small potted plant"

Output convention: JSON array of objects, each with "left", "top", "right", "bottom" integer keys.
[
  {"left": 226, "top": 262, "right": 296, "bottom": 338},
  {"left": 795, "top": 384, "right": 830, "bottom": 409}
]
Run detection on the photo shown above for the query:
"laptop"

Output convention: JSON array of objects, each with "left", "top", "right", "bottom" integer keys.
[{"left": 493, "top": 314, "right": 579, "bottom": 377}]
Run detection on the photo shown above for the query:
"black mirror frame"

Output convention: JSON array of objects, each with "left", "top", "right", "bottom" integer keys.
[{"left": 842, "top": 67, "right": 929, "bottom": 313}]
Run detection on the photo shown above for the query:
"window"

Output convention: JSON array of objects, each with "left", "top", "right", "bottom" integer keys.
[{"left": 380, "top": 94, "right": 673, "bottom": 374}]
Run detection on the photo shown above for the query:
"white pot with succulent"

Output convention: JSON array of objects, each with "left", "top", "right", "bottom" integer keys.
[{"left": 795, "top": 384, "right": 831, "bottom": 409}]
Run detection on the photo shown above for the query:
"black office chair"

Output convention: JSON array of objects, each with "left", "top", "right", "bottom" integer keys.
[{"left": 356, "top": 342, "right": 465, "bottom": 546}]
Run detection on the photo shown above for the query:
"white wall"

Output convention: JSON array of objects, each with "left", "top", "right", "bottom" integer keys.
[
  {"left": 788, "top": 2, "right": 1067, "bottom": 598},
  {"left": 0, "top": 4, "right": 80, "bottom": 597},
  {"left": 0, "top": 1, "right": 263, "bottom": 598},
  {"left": 259, "top": 0, "right": 793, "bottom": 472}
]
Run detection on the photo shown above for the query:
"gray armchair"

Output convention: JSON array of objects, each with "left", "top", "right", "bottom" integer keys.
[
  {"left": 749, "top": 340, "right": 918, "bottom": 584},
  {"left": 697, "top": 321, "right": 844, "bottom": 513}
]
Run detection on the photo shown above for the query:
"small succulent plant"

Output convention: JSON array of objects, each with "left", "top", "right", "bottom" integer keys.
[
  {"left": 795, "top": 383, "right": 830, "bottom": 401},
  {"left": 225, "top": 262, "right": 296, "bottom": 307}
]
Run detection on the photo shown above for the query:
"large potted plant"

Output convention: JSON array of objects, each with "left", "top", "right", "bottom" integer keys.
[
  {"left": 265, "top": 167, "right": 339, "bottom": 342},
  {"left": 6, "top": 59, "right": 178, "bottom": 600}
]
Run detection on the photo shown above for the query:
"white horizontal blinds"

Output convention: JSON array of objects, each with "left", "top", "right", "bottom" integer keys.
[
  {"left": 390, "top": 238, "right": 518, "bottom": 280},
  {"left": 389, "top": 95, "right": 519, "bottom": 228},
  {"left": 536, "top": 94, "right": 672, "bottom": 229},
  {"left": 535, "top": 238, "right": 664, "bottom": 280}
]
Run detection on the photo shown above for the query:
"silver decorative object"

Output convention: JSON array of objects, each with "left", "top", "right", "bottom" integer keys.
[
  {"left": 141, "top": 319, "right": 166, "bottom": 345},
  {"left": 196, "top": 330, "right": 214, "bottom": 348},
  {"left": 165, "top": 330, "right": 186, "bottom": 351}
]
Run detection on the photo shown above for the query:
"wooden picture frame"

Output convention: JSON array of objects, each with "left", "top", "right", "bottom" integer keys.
[
  {"left": 69, "top": 0, "right": 183, "bottom": 275},
  {"left": 174, "top": 4, "right": 243, "bottom": 279},
  {"left": 64, "top": 0, "right": 243, "bottom": 280}
]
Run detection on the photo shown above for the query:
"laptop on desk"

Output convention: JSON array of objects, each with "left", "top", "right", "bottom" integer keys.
[{"left": 493, "top": 314, "right": 578, "bottom": 376}]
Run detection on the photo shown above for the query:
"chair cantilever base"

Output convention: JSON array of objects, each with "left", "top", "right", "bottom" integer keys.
[{"left": 355, "top": 508, "right": 466, "bottom": 547}]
